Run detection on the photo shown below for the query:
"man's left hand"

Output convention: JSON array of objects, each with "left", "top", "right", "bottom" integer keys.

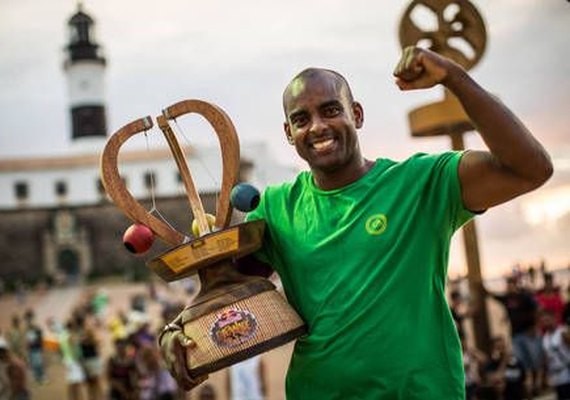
[{"left": 393, "top": 46, "right": 460, "bottom": 91}]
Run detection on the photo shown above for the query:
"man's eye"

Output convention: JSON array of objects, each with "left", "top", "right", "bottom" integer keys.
[
  {"left": 293, "top": 116, "right": 308, "bottom": 127},
  {"left": 323, "top": 106, "right": 341, "bottom": 117}
]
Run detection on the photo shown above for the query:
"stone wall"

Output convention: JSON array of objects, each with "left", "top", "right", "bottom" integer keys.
[{"left": 0, "top": 193, "right": 221, "bottom": 286}]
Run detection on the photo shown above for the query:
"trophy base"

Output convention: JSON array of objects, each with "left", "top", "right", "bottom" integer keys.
[{"left": 181, "top": 279, "right": 307, "bottom": 378}]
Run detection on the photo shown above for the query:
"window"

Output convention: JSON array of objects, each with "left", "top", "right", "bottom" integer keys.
[
  {"left": 55, "top": 181, "right": 68, "bottom": 196},
  {"left": 14, "top": 181, "right": 28, "bottom": 200},
  {"left": 144, "top": 171, "right": 156, "bottom": 190}
]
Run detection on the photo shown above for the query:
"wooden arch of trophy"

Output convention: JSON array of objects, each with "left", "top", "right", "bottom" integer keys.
[{"left": 100, "top": 100, "right": 306, "bottom": 378}]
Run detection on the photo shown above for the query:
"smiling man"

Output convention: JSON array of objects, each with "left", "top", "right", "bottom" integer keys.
[
  {"left": 160, "top": 46, "right": 553, "bottom": 399},
  {"left": 282, "top": 68, "right": 370, "bottom": 190}
]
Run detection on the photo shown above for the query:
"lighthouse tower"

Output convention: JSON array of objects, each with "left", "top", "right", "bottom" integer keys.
[{"left": 64, "top": 3, "right": 107, "bottom": 151}]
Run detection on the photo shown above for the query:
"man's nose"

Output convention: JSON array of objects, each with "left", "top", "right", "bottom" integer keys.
[{"left": 309, "top": 115, "right": 327, "bottom": 134}]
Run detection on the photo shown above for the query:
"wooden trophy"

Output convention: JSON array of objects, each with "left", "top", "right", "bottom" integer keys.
[{"left": 100, "top": 99, "right": 306, "bottom": 378}]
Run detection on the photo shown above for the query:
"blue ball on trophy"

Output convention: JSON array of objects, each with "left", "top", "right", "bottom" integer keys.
[{"left": 230, "top": 183, "right": 260, "bottom": 212}]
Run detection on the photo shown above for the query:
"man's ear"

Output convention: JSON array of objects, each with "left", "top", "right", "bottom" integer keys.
[
  {"left": 352, "top": 102, "right": 364, "bottom": 129},
  {"left": 284, "top": 122, "right": 294, "bottom": 145}
]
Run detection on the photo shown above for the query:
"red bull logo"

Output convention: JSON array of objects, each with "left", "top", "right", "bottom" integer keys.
[{"left": 209, "top": 308, "right": 258, "bottom": 348}]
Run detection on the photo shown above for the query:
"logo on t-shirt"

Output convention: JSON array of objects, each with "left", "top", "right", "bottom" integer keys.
[{"left": 365, "top": 214, "right": 387, "bottom": 235}]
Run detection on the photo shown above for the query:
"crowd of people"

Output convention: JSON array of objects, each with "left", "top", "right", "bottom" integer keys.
[
  {"left": 3, "top": 263, "right": 570, "bottom": 400},
  {"left": 0, "top": 279, "right": 269, "bottom": 400},
  {"left": 451, "top": 262, "right": 570, "bottom": 400}
]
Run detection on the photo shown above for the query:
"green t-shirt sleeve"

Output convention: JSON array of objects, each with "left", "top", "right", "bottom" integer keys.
[
  {"left": 431, "top": 150, "right": 475, "bottom": 232},
  {"left": 403, "top": 151, "right": 475, "bottom": 235}
]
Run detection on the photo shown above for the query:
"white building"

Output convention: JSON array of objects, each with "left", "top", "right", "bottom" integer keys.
[{"left": 0, "top": 5, "right": 296, "bottom": 284}]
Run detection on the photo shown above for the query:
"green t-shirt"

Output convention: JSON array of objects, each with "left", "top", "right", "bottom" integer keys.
[{"left": 246, "top": 152, "right": 474, "bottom": 399}]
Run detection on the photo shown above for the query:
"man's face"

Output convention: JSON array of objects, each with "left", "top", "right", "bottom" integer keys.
[{"left": 283, "top": 73, "right": 363, "bottom": 173}]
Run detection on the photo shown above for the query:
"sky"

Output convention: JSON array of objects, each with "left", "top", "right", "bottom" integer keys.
[{"left": 0, "top": 0, "right": 569, "bottom": 279}]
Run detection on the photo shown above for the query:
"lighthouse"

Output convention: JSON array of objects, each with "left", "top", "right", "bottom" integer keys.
[{"left": 64, "top": 3, "right": 107, "bottom": 150}]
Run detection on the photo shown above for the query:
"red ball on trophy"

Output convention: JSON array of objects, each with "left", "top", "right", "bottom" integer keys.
[{"left": 123, "top": 223, "right": 154, "bottom": 254}]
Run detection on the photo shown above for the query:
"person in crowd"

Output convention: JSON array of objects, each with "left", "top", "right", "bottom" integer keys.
[
  {"left": 227, "top": 355, "right": 267, "bottom": 400},
  {"left": 138, "top": 345, "right": 177, "bottom": 400},
  {"left": 107, "top": 337, "right": 138, "bottom": 400},
  {"left": 536, "top": 272, "right": 565, "bottom": 327},
  {"left": 487, "top": 276, "right": 544, "bottom": 396},
  {"left": 48, "top": 318, "right": 85, "bottom": 400},
  {"left": 77, "top": 314, "right": 103, "bottom": 400},
  {"left": 527, "top": 264, "right": 537, "bottom": 291},
  {"left": 542, "top": 310, "right": 570, "bottom": 399},
  {"left": 0, "top": 336, "right": 29, "bottom": 400},
  {"left": 108, "top": 310, "right": 129, "bottom": 342},
  {"left": 5, "top": 316, "right": 26, "bottom": 363},
  {"left": 91, "top": 289, "right": 109, "bottom": 327},
  {"left": 562, "top": 284, "right": 570, "bottom": 329},
  {"left": 460, "top": 334, "right": 487, "bottom": 400},
  {"left": 23, "top": 309, "right": 45, "bottom": 384},
  {"left": 131, "top": 319, "right": 156, "bottom": 350},
  {"left": 539, "top": 260, "right": 548, "bottom": 283},
  {"left": 130, "top": 294, "right": 146, "bottom": 314},
  {"left": 480, "top": 335, "right": 526, "bottom": 400}
]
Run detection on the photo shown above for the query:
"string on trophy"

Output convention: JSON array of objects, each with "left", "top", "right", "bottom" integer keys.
[
  {"left": 171, "top": 117, "right": 221, "bottom": 210},
  {"left": 143, "top": 129, "right": 178, "bottom": 233}
]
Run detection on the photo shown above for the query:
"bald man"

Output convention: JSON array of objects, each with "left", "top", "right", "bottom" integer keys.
[{"left": 160, "top": 46, "right": 553, "bottom": 399}]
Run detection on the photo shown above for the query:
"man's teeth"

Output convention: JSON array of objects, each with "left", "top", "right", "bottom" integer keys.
[{"left": 312, "top": 139, "right": 334, "bottom": 150}]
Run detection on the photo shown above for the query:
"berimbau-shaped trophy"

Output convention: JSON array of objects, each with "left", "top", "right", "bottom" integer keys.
[{"left": 100, "top": 99, "right": 306, "bottom": 379}]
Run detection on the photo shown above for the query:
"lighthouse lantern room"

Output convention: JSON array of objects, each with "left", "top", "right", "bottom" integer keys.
[{"left": 64, "top": 3, "right": 108, "bottom": 145}]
